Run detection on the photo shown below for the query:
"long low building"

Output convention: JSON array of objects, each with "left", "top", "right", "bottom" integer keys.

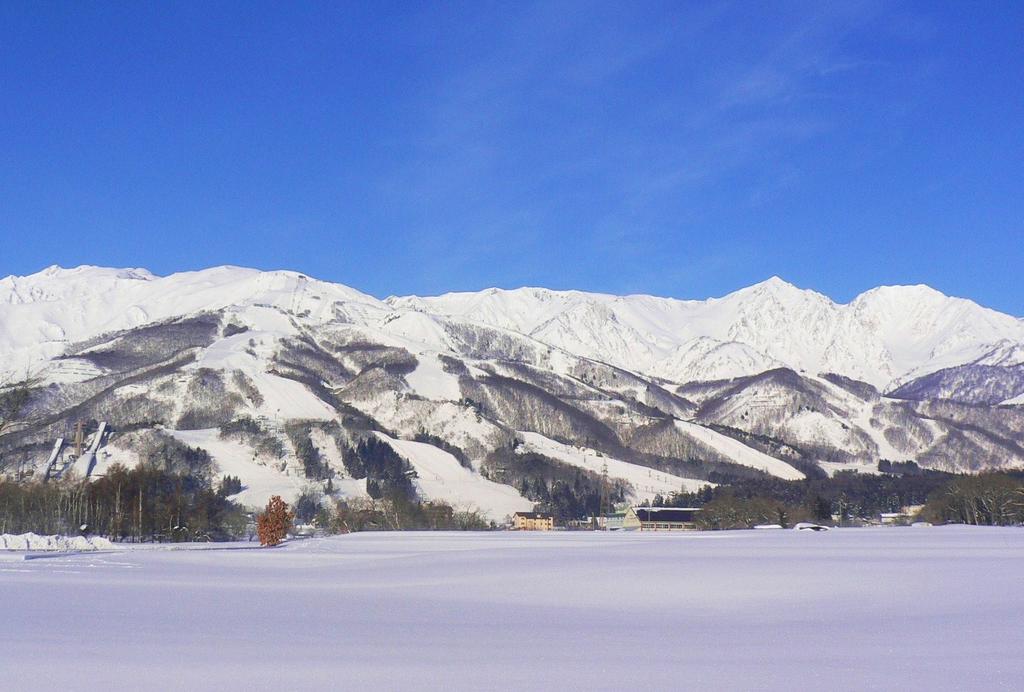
[{"left": 623, "top": 507, "right": 701, "bottom": 531}]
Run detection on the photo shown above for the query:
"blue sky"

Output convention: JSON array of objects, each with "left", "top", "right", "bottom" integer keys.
[{"left": 2, "top": 1, "right": 1022, "bottom": 312}]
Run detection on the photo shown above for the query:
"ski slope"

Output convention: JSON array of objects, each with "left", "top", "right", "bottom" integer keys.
[
  {"left": 168, "top": 429, "right": 307, "bottom": 507},
  {"left": 517, "top": 431, "right": 711, "bottom": 499},
  {"left": 374, "top": 433, "right": 533, "bottom": 521},
  {"left": 675, "top": 420, "right": 804, "bottom": 480},
  {"left": 403, "top": 352, "right": 462, "bottom": 401},
  {"left": 159, "top": 429, "right": 369, "bottom": 508}
]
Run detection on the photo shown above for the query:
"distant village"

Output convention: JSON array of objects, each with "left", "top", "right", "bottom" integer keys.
[
  {"left": 509, "top": 504, "right": 926, "bottom": 531},
  {"left": 512, "top": 506, "right": 699, "bottom": 531}
]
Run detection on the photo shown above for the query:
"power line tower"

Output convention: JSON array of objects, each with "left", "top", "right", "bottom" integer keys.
[
  {"left": 73, "top": 420, "right": 85, "bottom": 460},
  {"left": 599, "top": 460, "right": 609, "bottom": 530}
]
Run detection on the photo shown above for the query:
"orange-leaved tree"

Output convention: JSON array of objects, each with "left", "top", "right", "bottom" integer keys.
[{"left": 257, "top": 495, "right": 294, "bottom": 546}]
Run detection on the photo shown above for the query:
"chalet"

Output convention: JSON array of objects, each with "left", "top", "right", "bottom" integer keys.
[
  {"left": 623, "top": 506, "right": 701, "bottom": 531},
  {"left": 604, "top": 512, "right": 626, "bottom": 530},
  {"left": 512, "top": 512, "right": 554, "bottom": 531},
  {"left": 880, "top": 505, "right": 923, "bottom": 525},
  {"left": 565, "top": 512, "right": 628, "bottom": 530}
]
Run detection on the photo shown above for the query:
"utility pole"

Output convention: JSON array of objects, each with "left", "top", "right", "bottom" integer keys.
[{"left": 137, "top": 486, "right": 143, "bottom": 543}]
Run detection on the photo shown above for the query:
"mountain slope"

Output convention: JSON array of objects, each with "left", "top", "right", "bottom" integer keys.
[{"left": 2, "top": 264, "right": 1023, "bottom": 517}]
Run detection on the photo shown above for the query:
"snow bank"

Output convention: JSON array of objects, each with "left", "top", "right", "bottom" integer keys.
[{"left": 0, "top": 533, "right": 114, "bottom": 551}]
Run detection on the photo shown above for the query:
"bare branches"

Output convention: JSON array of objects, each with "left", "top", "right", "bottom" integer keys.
[
  {"left": 0, "top": 378, "right": 36, "bottom": 437},
  {"left": 926, "top": 474, "right": 1024, "bottom": 525}
]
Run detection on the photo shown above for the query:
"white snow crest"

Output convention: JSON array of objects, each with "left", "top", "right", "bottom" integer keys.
[{"left": 4, "top": 264, "right": 1022, "bottom": 388}]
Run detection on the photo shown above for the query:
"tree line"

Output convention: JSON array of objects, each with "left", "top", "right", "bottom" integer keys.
[
  {"left": 660, "top": 468, "right": 1024, "bottom": 528},
  {"left": 0, "top": 464, "right": 246, "bottom": 540},
  {"left": 919, "top": 473, "right": 1024, "bottom": 525},
  {"left": 663, "top": 467, "right": 958, "bottom": 522}
]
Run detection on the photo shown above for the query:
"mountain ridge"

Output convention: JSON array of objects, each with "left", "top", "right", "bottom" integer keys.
[
  {"left": 2, "top": 263, "right": 1022, "bottom": 516},
  {"left": 389, "top": 273, "right": 1024, "bottom": 390},
  {"left": 3, "top": 264, "right": 1023, "bottom": 392}
]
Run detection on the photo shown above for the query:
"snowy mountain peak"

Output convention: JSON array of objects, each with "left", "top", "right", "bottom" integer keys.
[
  {"left": 0, "top": 264, "right": 391, "bottom": 379},
  {"left": 2, "top": 265, "right": 1022, "bottom": 392},
  {"left": 854, "top": 282, "right": 950, "bottom": 301},
  {"left": 392, "top": 275, "right": 1022, "bottom": 389},
  {"left": 0, "top": 265, "right": 157, "bottom": 306},
  {"left": 720, "top": 276, "right": 833, "bottom": 310},
  {"left": 738, "top": 275, "right": 801, "bottom": 294},
  {"left": 6, "top": 263, "right": 156, "bottom": 285}
]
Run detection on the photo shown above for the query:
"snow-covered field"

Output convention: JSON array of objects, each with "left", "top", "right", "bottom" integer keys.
[{"left": 1, "top": 526, "right": 1021, "bottom": 690}]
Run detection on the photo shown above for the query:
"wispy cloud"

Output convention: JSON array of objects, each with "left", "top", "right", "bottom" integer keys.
[{"left": 377, "top": 0, "right": 918, "bottom": 292}]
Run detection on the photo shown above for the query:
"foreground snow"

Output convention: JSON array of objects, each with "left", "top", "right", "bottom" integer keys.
[{"left": 1, "top": 526, "right": 1021, "bottom": 690}]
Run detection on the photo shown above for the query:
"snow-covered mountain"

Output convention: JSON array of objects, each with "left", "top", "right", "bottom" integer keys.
[
  {"left": 2, "top": 265, "right": 1023, "bottom": 516},
  {"left": 391, "top": 277, "right": 1024, "bottom": 390}
]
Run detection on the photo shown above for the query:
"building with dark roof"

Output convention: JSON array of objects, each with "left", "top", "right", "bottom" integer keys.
[{"left": 623, "top": 506, "right": 701, "bottom": 531}]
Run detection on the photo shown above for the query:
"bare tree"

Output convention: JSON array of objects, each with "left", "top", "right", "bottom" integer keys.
[
  {"left": 0, "top": 380, "right": 32, "bottom": 436},
  {"left": 0, "top": 378, "right": 36, "bottom": 475}
]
